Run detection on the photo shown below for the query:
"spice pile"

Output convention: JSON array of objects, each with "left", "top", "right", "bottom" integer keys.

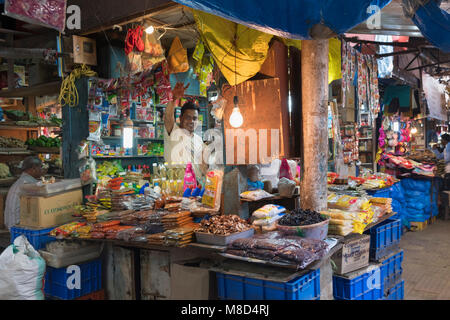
[
  {"left": 0, "top": 136, "right": 26, "bottom": 149},
  {"left": 278, "top": 209, "right": 326, "bottom": 226},
  {"left": 195, "top": 215, "right": 251, "bottom": 235},
  {"left": 226, "top": 231, "right": 328, "bottom": 269}
]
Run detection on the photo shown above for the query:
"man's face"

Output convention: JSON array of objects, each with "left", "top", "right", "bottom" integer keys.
[
  {"left": 180, "top": 109, "right": 198, "bottom": 134},
  {"left": 27, "top": 165, "right": 44, "bottom": 179}
]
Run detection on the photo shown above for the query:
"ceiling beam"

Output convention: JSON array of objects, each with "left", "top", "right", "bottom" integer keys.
[{"left": 76, "top": 0, "right": 181, "bottom": 35}]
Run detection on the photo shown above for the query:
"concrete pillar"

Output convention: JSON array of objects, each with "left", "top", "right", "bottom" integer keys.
[{"left": 300, "top": 40, "right": 329, "bottom": 211}]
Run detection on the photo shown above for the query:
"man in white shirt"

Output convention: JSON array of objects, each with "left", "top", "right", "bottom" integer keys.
[
  {"left": 4, "top": 156, "right": 44, "bottom": 230},
  {"left": 431, "top": 133, "right": 450, "bottom": 189},
  {"left": 164, "top": 82, "right": 206, "bottom": 179}
]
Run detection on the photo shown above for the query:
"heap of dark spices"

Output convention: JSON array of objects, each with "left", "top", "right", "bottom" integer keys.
[{"left": 278, "top": 209, "right": 327, "bottom": 226}]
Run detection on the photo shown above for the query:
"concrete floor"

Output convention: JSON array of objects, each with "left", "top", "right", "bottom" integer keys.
[{"left": 401, "top": 219, "right": 450, "bottom": 300}]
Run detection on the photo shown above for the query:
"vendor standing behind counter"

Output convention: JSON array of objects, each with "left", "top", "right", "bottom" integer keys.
[
  {"left": 431, "top": 133, "right": 450, "bottom": 189},
  {"left": 164, "top": 82, "right": 207, "bottom": 179},
  {"left": 4, "top": 156, "right": 44, "bottom": 230}
]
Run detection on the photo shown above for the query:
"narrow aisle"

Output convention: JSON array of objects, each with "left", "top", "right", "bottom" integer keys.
[{"left": 401, "top": 220, "right": 450, "bottom": 300}]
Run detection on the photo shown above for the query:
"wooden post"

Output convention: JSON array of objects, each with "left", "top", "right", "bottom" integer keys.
[{"left": 300, "top": 40, "right": 329, "bottom": 211}]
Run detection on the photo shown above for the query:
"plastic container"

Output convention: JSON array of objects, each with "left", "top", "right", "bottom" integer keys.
[
  {"left": 44, "top": 259, "right": 102, "bottom": 300},
  {"left": 333, "top": 265, "right": 383, "bottom": 300},
  {"left": 385, "top": 280, "right": 404, "bottom": 300},
  {"left": 275, "top": 218, "right": 330, "bottom": 240},
  {"left": 364, "top": 218, "right": 401, "bottom": 261},
  {"left": 216, "top": 269, "right": 320, "bottom": 300},
  {"left": 39, "top": 244, "right": 103, "bottom": 268},
  {"left": 380, "top": 250, "right": 403, "bottom": 294},
  {"left": 195, "top": 229, "right": 254, "bottom": 246},
  {"left": 10, "top": 226, "right": 55, "bottom": 250}
]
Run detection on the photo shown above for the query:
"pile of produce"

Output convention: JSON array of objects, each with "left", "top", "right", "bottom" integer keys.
[
  {"left": 195, "top": 215, "right": 251, "bottom": 235},
  {"left": 0, "top": 136, "right": 26, "bottom": 148},
  {"left": 3, "top": 110, "right": 30, "bottom": 121},
  {"left": 278, "top": 209, "right": 327, "bottom": 226},
  {"left": 26, "top": 135, "right": 61, "bottom": 148},
  {"left": 97, "top": 160, "right": 124, "bottom": 177},
  {"left": 226, "top": 231, "right": 328, "bottom": 269},
  {"left": 0, "top": 163, "right": 11, "bottom": 178}
]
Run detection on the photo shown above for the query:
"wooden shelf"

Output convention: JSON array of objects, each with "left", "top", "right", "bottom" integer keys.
[
  {"left": 0, "top": 123, "right": 61, "bottom": 130},
  {"left": 92, "top": 155, "right": 163, "bottom": 159},
  {"left": 0, "top": 81, "right": 61, "bottom": 98}
]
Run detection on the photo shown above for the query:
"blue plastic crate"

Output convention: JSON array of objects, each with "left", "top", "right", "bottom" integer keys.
[
  {"left": 380, "top": 250, "right": 403, "bottom": 294},
  {"left": 333, "top": 266, "right": 383, "bottom": 300},
  {"left": 44, "top": 259, "right": 102, "bottom": 300},
  {"left": 385, "top": 280, "right": 404, "bottom": 300},
  {"left": 216, "top": 269, "right": 320, "bottom": 300},
  {"left": 10, "top": 226, "right": 56, "bottom": 250},
  {"left": 364, "top": 219, "right": 401, "bottom": 261}
]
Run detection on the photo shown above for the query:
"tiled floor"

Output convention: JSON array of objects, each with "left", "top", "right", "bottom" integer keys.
[{"left": 401, "top": 219, "right": 450, "bottom": 300}]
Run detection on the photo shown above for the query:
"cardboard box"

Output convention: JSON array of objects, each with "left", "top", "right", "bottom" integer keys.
[
  {"left": 332, "top": 234, "right": 370, "bottom": 275},
  {"left": 170, "top": 260, "right": 217, "bottom": 300},
  {"left": 73, "top": 36, "right": 97, "bottom": 66},
  {"left": 20, "top": 189, "right": 82, "bottom": 228}
]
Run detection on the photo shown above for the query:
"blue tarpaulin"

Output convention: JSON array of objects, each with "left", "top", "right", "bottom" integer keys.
[
  {"left": 407, "top": 0, "right": 450, "bottom": 53},
  {"left": 174, "top": 0, "right": 392, "bottom": 40}
]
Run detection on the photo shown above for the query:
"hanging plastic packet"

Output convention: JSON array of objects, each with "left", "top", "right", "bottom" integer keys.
[
  {"left": 77, "top": 140, "right": 89, "bottom": 159},
  {"left": 101, "top": 113, "right": 110, "bottom": 137},
  {"left": 88, "top": 111, "right": 102, "bottom": 142},
  {"left": 278, "top": 158, "right": 294, "bottom": 180},
  {"left": 79, "top": 158, "right": 97, "bottom": 184}
]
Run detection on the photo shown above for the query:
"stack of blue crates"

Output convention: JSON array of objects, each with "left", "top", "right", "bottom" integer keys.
[
  {"left": 333, "top": 266, "right": 383, "bottom": 300},
  {"left": 216, "top": 269, "right": 320, "bottom": 300},
  {"left": 379, "top": 250, "right": 404, "bottom": 300},
  {"left": 333, "top": 218, "right": 404, "bottom": 300},
  {"left": 44, "top": 259, "right": 102, "bottom": 300},
  {"left": 364, "top": 218, "right": 402, "bottom": 261},
  {"left": 10, "top": 226, "right": 56, "bottom": 250}
]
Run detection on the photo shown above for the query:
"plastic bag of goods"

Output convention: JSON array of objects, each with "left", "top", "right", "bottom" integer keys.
[
  {"left": 252, "top": 204, "right": 286, "bottom": 219},
  {"left": 240, "top": 189, "right": 273, "bottom": 201},
  {"left": 0, "top": 235, "right": 46, "bottom": 300},
  {"left": 201, "top": 169, "right": 224, "bottom": 210},
  {"left": 278, "top": 177, "right": 296, "bottom": 197},
  {"left": 327, "top": 193, "right": 371, "bottom": 212}
]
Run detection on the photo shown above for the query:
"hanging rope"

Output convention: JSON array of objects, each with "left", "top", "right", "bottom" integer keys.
[{"left": 58, "top": 65, "right": 97, "bottom": 107}]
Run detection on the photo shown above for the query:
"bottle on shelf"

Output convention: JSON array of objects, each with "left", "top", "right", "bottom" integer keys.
[
  {"left": 167, "top": 162, "right": 175, "bottom": 180},
  {"left": 154, "top": 182, "right": 162, "bottom": 195},
  {"left": 159, "top": 162, "right": 167, "bottom": 180}
]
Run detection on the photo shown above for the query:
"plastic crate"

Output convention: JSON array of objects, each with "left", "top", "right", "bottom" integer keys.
[
  {"left": 10, "top": 226, "right": 56, "bottom": 250},
  {"left": 380, "top": 250, "right": 404, "bottom": 294},
  {"left": 333, "top": 266, "right": 383, "bottom": 300},
  {"left": 44, "top": 259, "right": 102, "bottom": 300},
  {"left": 75, "top": 289, "right": 105, "bottom": 300},
  {"left": 216, "top": 269, "right": 320, "bottom": 300},
  {"left": 364, "top": 219, "right": 401, "bottom": 261},
  {"left": 385, "top": 280, "right": 404, "bottom": 300}
]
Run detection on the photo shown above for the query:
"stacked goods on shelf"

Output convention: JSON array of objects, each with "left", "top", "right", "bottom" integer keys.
[
  {"left": 0, "top": 136, "right": 26, "bottom": 149},
  {"left": 326, "top": 193, "right": 375, "bottom": 235},
  {"left": 251, "top": 204, "right": 286, "bottom": 233},
  {"left": 369, "top": 198, "right": 392, "bottom": 217},
  {"left": 162, "top": 211, "right": 193, "bottom": 230},
  {"left": 164, "top": 224, "right": 198, "bottom": 247},
  {"left": 147, "top": 232, "right": 166, "bottom": 245}
]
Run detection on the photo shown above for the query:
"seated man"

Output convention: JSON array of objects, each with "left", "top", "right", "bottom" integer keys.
[{"left": 4, "top": 156, "right": 44, "bottom": 230}]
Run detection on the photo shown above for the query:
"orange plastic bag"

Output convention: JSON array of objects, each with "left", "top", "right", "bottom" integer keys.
[{"left": 167, "top": 36, "right": 189, "bottom": 74}]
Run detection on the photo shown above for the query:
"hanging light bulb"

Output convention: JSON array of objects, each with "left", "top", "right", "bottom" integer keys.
[
  {"left": 145, "top": 25, "right": 155, "bottom": 34},
  {"left": 123, "top": 118, "right": 134, "bottom": 149},
  {"left": 411, "top": 127, "right": 418, "bottom": 134},
  {"left": 229, "top": 95, "right": 243, "bottom": 128}
]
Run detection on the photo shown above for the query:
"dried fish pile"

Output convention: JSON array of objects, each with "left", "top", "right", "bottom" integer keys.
[{"left": 195, "top": 215, "right": 251, "bottom": 235}]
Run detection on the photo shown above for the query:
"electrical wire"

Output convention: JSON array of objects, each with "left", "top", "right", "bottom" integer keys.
[{"left": 58, "top": 65, "right": 97, "bottom": 107}]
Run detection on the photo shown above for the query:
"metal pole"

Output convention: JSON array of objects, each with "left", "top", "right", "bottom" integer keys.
[{"left": 300, "top": 40, "right": 329, "bottom": 211}]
